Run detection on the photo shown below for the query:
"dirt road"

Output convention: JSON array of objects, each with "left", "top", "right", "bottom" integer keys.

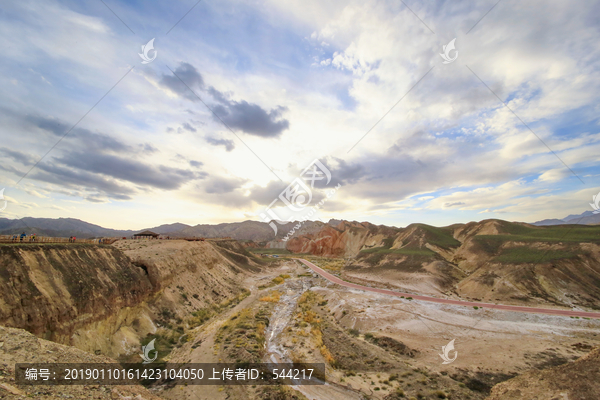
[{"left": 296, "top": 258, "right": 600, "bottom": 319}]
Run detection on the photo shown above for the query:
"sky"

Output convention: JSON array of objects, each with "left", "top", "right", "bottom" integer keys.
[{"left": 1, "top": 0, "right": 599, "bottom": 230}]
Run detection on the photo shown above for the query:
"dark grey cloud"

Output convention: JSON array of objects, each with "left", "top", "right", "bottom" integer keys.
[
  {"left": 303, "top": 157, "right": 365, "bottom": 189},
  {"left": 141, "top": 143, "right": 158, "bottom": 153},
  {"left": 244, "top": 177, "right": 328, "bottom": 208},
  {"left": 189, "top": 160, "right": 203, "bottom": 168},
  {"left": 181, "top": 122, "right": 196, "bottom": 133},
  {"left": 159, "top": 63, "right": 290, "bottom": 138},
  {"left": 444, "top": 202, "right": 466, "bottom": 207},
  {"left": 85, "top": 195, "right": 108, "bottom": 203},
  {"left": 332, "top": 158, "right": 366, "bottom": 184},
  {"left": 0, "top": 163, "right": 26, "bottom": 176},
  {"left": 206, "top": 136, "right": 235, "bottom": 151},
  {"left": 204, "top": 176, "right": 247, "bottom": 194},
  {"left": 207, "top": 86, "right": 230, "bottom": 104},
  {"left": 244, "top": 180, "right": 286, "bottom": 205},
  {"left": 212, "top": 101, "right": 289, "bottom": 138},
  {"left": 159, "top": 62, "right": 204, "bottom": 101},
  {"left": 188, "top": 169, "right": 333, "bottom": 209},
  {"left": 31, "top": 163, "right": 135, "bottom": 200},
  {"left": 0, "top": 147, "right": 36, "bottom": 165},
  {"left": 26, "top": 114, "right": 132, "bottom": 153},
  {"left": 279, "top": 158, "right": 365, "bottom": 191},
  {"left": 2, "top": 112, "right": 208, "bottom": 202},
  {"left": 55, "top": 151, "right": 201, "bottom": 190}
]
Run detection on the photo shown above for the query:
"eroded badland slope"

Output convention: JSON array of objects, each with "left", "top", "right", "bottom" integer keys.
[
  {"left": 0, "top": 325, "right": 162, "bottom": 400},
  {"left": 486, "top": 346, "right": 600, "bottom": 400},
  {"left": 287, "top": 220, "right": 600, "bottom": 309},
  {"left": 0, "top": 240, "right": 262, "bottom": 359}
]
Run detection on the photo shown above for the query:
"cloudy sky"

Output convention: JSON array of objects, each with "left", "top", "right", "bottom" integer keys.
[{"left": 1, "top": 0, "right": 599, "bottom": 230}]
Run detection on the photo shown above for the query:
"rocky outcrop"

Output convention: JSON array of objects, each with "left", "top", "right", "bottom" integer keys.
[
  {"left": 0, "top": 244, "right": 153, "bottom": 344},
  {"left": 0, "top": 240, "right": 261, "bottom": 359},
  {"left": 286, "top": 221, "right": 399, "bottom": 257},
  {"left": 0, "top": 325, "right": 163, "bottom": 400}
]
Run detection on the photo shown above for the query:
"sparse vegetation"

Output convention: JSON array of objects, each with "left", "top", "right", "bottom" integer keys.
[
  {"left": 258, "top": 274, "right": 292, "bottom": 289},
  {"left": 215, "top": 307, "right": 269, "bottom": 363},
  {"left": 248, "top": 248, "right": 291, "bottom": 255},
  {"left": 493, "top": 247, "right": 580, "bottom": 263},
  {"left": 259, "top": 290, "right": 281, "bottom": 302},
  {"left": 359, "top": 247, "right": 435, "bottom": 256},
  {"left": 187, "top": 289, "right": 250, "bottom": 329}
]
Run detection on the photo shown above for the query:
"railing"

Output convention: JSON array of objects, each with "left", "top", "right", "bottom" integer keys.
[
  {"left": 180, "top": 237, "right": 233, "bottom": 241},
  {"left": 0, "top": 235, "right": 236, "bottom": 244},
  {"left": 0, "top": 235, "right": 120, "bottom": 244}
]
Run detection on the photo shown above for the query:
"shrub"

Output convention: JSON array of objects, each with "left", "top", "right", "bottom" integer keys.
[
  {"left": 259, "top": 290, "right": 281, "bottom": 302},
  {"left": 320, "top": 345, "right": 335, "bottom": 364}
]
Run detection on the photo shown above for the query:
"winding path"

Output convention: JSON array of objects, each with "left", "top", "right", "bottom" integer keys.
[{"left": 295, "top": 258, "right": 600, "bottom": 319}]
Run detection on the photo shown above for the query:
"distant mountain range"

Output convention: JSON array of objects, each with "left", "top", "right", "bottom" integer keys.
[
  {"left": 532, "top": 210, "right": 600, "bottom": 226},
  {"left": 0, "top": 217, "right": 331, "bottom": 241},
  {"left": 1, "top": 209, "right": 596, "bottom": 240}
]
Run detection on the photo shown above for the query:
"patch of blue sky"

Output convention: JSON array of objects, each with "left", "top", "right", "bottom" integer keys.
[
  {"left": 334, "top": 83, "right": 357, "bottom": 111},
  {"left": 504, "top": 83, "right": 541, "bottom": 105},
  {"left": 427, "top": 113, "right": 498, "bottom": 148},
  {"left": 542, "top": 105, "right": 600, "bottom": 141},
  {"left": 160, "top": 2, "right": 316, "bottom": 77}
]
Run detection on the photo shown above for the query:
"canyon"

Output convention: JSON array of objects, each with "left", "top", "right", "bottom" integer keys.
[{"left": 0, "top": 220, "right": 599, "bottom": 400}]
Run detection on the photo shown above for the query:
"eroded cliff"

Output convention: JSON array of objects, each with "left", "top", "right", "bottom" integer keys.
[{"left": 0, "top": 239, "right": 262, "bottom": 359}]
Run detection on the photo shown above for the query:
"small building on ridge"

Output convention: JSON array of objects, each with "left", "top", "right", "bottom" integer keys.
[{"left": 133, "top": 230, "right": 159, "bottom": 239}]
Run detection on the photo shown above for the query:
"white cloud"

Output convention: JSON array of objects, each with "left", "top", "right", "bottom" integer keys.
[{"left": 0, "top": 0, "right": 599, "bottom": 228}]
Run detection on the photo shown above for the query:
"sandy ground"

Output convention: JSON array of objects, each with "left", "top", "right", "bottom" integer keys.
[
  {"left": 152, "top": 258, "right": 600, "bottom": 400},
  {"left": 306, "top": 272, "right": 600, "bottom": 388},
  {"left": 157, "top": 262, "right": 306, "bottom": 400}
]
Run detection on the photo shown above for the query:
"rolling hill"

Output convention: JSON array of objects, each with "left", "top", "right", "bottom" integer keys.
[{"left": 289, "top": 219, "right": 600, "bottom": 310}]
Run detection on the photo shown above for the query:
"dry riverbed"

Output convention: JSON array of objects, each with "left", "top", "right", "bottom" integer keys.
[{"left": 152, "top": 259, "right": 600, "bottom": 400}]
